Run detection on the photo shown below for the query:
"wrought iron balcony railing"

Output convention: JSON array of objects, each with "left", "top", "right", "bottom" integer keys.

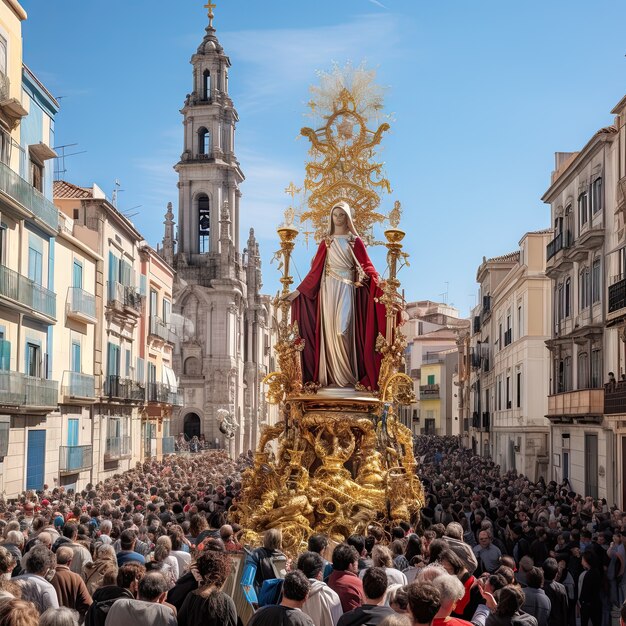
[
  {"left": 107, "top": 281, "right": 142, "bottom": 314},
  {"left": 0, "top": 371, "right": 58, "bottom": 407},
  {"left": 419, "top": 384, "right": 440, "bottom": 400},
  {"left": 59, "top": 445, "right": 92, "bottom": 473},
  {"left": 609, "top": 277, "right": 626, "bottom": 315},
  {"left": 104, "top": 375, "right": 145, "bottom": 401},
  {"left": 147, "top": 382, "right": 182, "bottom": 406},
  {"left": 0, "top": 263, "right": 56, "bottom": 318}
]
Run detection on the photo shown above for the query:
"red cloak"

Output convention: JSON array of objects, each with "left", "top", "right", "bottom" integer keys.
[{"left": 291, "top": 237, "right": 387, "bottom": 391}]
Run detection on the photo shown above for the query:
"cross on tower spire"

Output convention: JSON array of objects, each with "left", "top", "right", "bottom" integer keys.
[{"left": 204, "top": 0, "right": 217, "bottom": 28}]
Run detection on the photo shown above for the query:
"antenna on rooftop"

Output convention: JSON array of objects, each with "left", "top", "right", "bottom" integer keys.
[
  {"left": 53, "top": 143, "right": 87, "bottom": 180},
  {"left": 439, "top": 281, "right": 449, "bottom": 305},
  {"left": 112, "top": 179, "right": 123, "bottom": 208}
]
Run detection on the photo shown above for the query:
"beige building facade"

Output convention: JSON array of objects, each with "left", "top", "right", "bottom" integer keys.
[{"left": 0, "top": 0, "right": 62, "bottom": 498}]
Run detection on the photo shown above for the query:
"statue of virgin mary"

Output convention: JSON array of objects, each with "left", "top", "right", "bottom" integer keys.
[{"left": 288, "top": 201, "right": 386, "bottom": 391}]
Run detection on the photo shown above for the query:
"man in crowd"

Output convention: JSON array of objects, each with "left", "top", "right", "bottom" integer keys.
[
  {"left": 51, "top": 545, "right": 93, "bottom": 618},
  {"left": 104, "top": 571, "right": 176, "bottom": 626},
  {"left": 328, "top": 544, "right": 364, "bottom": 613},
  {"left": 473, "top": 529, "right": 501, "bottom": 573},
  {"left": 297, "top": 551, "right": 342, "bottom": 626},
  {"left": 337, "top": 567, "right": 395, "bottom": 626}
]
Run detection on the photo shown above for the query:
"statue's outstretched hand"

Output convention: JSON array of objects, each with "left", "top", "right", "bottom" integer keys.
[{"left": 282, "top": 290, "right": 300, "bottom": 302}]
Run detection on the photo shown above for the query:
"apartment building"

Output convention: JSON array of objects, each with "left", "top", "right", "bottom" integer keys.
[
  {"left": 140, "top": 242, "right": 180, "bottom": 460},
  {"left": 473, "top": 232, "right": 552, "bottom": 480},
  {"left": 542, "top": 114, "right": 616, "bottom": 501},
  {"left": 400, "top": 301, "right": 468, "bottom": 435},
  {"left": 0, "top": 1, "right": 61, "bottom": 497}
]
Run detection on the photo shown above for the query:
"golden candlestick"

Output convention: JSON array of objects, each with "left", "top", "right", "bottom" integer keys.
[{"left": 276, "top": 224, "right": 299, "bottom": 319}]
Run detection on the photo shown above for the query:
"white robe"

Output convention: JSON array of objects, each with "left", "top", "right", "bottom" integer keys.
[{"left": 318, "top": 235, "right": 358, "bottom": 387}]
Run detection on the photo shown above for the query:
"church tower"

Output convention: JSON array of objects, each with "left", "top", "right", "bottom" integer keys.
[{"left": 166, "top": 4, "right": 273, "bottom": 455}]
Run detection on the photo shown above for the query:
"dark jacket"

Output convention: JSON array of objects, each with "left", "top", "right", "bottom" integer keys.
[
  {"left": 543, "top": 579, "right": 568, "bottom": 626},
  {"left": 337, "top": 604, "right": 395, "bottom": 626},
  {"left": 246, "top": 547, "right": 284, "bottom": 595},
  {"left": 520, "top": 588, "right": 551, "bottom": 626},
  {"left": 4, "top": 543, "right": 23, "bottom": 577},
  {"left": 166, "top": 571, "right": 198, "bottom": 611},
  {"left": 486, "top": 612, "right": 538, "bottom": 626},
  {"left": 85, "top": 585, "right": 133, "bottom": 626}
]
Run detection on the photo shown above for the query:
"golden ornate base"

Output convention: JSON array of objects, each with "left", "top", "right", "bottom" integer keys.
[{"left": 230, "top": 393, "right": 424, "bottom": 555}]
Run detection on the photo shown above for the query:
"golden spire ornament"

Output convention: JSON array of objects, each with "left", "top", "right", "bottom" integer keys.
[{"left": 298, "top": 63, "right": 392, "bottom": 243}]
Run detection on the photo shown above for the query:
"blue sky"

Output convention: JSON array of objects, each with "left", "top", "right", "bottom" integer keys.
[{"left": 21, "top": 0, "right": 626, "bottom": 315}]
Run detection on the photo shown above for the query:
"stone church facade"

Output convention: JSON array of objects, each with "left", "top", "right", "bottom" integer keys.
[{"left": 161, "top": 13, "right": 275, "bottom": 455}]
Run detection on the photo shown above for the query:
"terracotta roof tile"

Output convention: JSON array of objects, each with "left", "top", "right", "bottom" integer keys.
[
  {"left": 53, "top": 180, "right": 93, "bottom": 199},
  {"left": 487, "top": 251, "right": 520, "bottom": 264}
]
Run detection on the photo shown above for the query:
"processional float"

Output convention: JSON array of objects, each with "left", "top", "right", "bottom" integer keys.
[{"left": 231, "top": 65, "right": 424, "bottom": 555}]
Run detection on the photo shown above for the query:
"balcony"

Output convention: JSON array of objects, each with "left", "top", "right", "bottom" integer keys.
[
  {"left": 0, "top": 72, "right": 27, "bottom": 125},
  {"left": 104, "top": 375, "right": 145, "bottom": 402},
  {"left": 0, "top": 263, "right": 56, "bottom": 319},
  {"left": 162, "top": 436, "right": 176, "bottom": 455},
  {"left": 547, "top": 388, "right": 604, "bottom": 422},
  {"left": 420, "top": 384, "right": 440, "bottom": 400},
  {"left": 0, "top": 371, "right": 58, "bottom": 410},
  {"left": 66, "top": 287, "right": 96, "bottom": 324},
  {"left": 147, "top": 382, "right": 182, "bottom": 406},
  {"left": 546, "top": 230, "right": 574, "bottom": 277},
  {"left": 576, "top": 224, "right": 605, "bottom": 253},
  {"left": 607, "top": 276, "right": 626, "bottom": 324},
  {"left": 62, "top": 371, "right": 96, "bottom": 402},
  {"left": 104, "top": 435, "right": 132, "bottom": 461},
  {"left": 605, "top": 382, "right": 626, "bottom": 415},
  {"left": 148, "top": 316, "right": 176, "bottom": 344},
  {"left": 107, "top": 281, "right": 142, "bottom": 316},
  {"left": 0, "top": 159, "right": 58, "bottom": 230},
  {"left": 59, "top": 445, "right": 93, "bottom": 474}
]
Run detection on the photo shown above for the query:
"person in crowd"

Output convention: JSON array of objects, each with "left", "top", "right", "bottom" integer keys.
[
  {"left": 177, "top": 550, "right": 237, "bottom": 626},
  {"left": 116, "top": 530, "right": 146, "bottom": 567},
  {"left": 328, "top": 544, "right": 365, "bottom": 613},
  {"left": 430, "top": 573, "right": 473, "bottom": 626},
  {"left": 248, "top": 570, "right": 315, "bottom": 626},
  {"left": 438, "top": 549, "right": 480, "bottom": 621},
  {"left": 484, "top": 585, "right": 538, "bottom": 626},
  {"left": 39, "top": 607, "right": 80, "bottom": 626},
  {"left": 83, "top": 544, "right": 118, "bottom": 595},
  {"left": 104, "top": 571, "right": 176, "bottom": 626},
  {"left": 388, "top": 586, "right": 410, "bottom": 615},
  {"left": 13, "top": 545, "right": 59, "bottom": 613},
  {"left": 307, "top": 533, "right": 333, "bottom": 580},
  {"left": 577, "top": 551, "right": 603, "bottom": 626},
  {"left": 243, "top": 528, "right": 285, "bottom": 596},
  {"left": 147, "top": 538, "right": 178, "bottom": 588},
  {"left": 85, "top": 563, "right": 145, "bottom": 626},
  {"left": 473, "top": 530, "right": 501, "bottom": 574},
  {"left": 361, "top": 546, "right": 407, "bottom": 587},
  {"left": 50, "top": 546, "right": 92, "bottom": 618},
  {"left": 167, "top": 526, "right": 191, "bottom": 576},
  {"left": 59, "top": 524, "right": 93, "bottom": 575},
  {"left": 442, "top": 523, "right": 478, "bottom": 574},
  {"left": 2, "top": 530, "right": 24, "bottom": 578},
  {"left": 337, "top": 567, "right": 395, "bottom": 626},
  {"left": 406, "top": 582, "right": 441, "bottom": 626},
  {"left": 519, "top": 568, "right": 550, "bottom": 626},
  {"left": 540, "top": 558, "right": 568, "bottom": 626},
  {"left": 297, "top": 551, "right": 343, "bottom": 626},
  {"left": 0, "top": 598, "right": 40, "bottom": 626}
]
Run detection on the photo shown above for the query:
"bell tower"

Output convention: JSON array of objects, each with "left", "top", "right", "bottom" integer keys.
[{"left": 174, "top": 1, "right": 244, "bottom": 262}]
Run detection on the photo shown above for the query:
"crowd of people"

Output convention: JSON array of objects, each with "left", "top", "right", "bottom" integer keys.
[{"left": 0, "top": 436, "right": 626, "bottom": 626}]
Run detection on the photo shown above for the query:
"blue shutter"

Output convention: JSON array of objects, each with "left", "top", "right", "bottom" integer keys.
[
  {"left": 26, "top": 430, "right": 46, "bottom": 490},
  {"left": 71, "top": 342, "right": 81, "bottom": 373},
  {"left": 0, "top": 339, "right": 10, "bottom": 370},
  {"left": 67, "top": 419, "right": 79, "bottom": 446},
  {"left": 73, "top": 261, "right": 83, "bottom": 289}
]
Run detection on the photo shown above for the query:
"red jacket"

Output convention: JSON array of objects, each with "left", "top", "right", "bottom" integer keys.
[{"left": 327, "top": 570, "right": 364, "bottom": 613}]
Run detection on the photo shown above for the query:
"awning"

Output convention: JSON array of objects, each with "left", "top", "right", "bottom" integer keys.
[{"left": 163, "top": 365, "right": 178, "bottom": 390}]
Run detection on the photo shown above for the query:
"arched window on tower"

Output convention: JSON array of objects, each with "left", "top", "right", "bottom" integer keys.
[
  {"left": 198, "top": 127, "right": 210, "bottom": 156},
  {"left": 203, "top": 70, "right": 211, "bottom": 100},
  {"left": 198, "top": 194, "right": 210, "bottom": 253}
]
